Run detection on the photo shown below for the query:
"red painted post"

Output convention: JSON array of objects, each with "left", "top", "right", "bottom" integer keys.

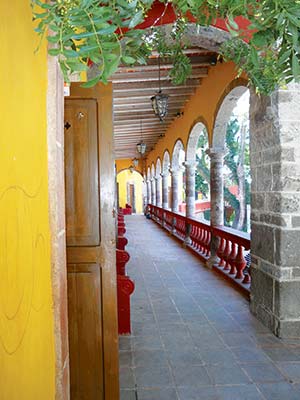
[
  {"left": 235, "top": 245, "right": 247, "bottom": 279},
  {"left": 117, "top": 275, "right": 135, "bottom": 335},
  {"left": 116, "top": 249, "right": 130, "bottom": 275}
]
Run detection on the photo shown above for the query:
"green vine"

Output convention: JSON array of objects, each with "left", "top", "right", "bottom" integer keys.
[{"left": 32, "top": 0, "right": 300, "bottom": 94}]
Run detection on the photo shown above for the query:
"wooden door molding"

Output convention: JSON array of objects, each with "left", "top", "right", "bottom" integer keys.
[
  {"left": 69, "top": 83, "right": 119, "bottom": 400},
  {"left": 47, "top": 56, "right": 70, "bottom": 399}
]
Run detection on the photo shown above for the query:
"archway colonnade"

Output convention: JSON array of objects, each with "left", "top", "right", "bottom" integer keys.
[{"left": 143, "top": 77, "right": 300, "bottom": 339}]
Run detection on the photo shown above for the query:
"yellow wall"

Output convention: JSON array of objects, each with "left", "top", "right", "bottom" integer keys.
[
  {"left": 0, "top": 1, "right": 56, "bottom": 399},
  {"left": 146, "top": 62, "right": 247, "bottom": 169},
  {"left": 117, "top": 170, "right": 144, "bottom": 213},
  {"left": 116, "top": 158, "right": 143, "bottom": 174}
]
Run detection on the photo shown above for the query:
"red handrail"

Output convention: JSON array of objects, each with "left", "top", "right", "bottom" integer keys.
[{"left": 148, "top": 204, "right": 251, "bottom": 290}]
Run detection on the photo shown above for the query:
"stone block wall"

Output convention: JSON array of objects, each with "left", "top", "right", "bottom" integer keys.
[{"left": 250, "top": 83, "right": 300, "bottom": 337}]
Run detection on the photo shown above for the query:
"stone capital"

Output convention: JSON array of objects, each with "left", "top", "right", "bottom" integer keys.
[
  {"left": 206, "top": 147, "right": 226, "bottom": 161},
  {"left": 183, "top": 160, "right": 197, "bottom": 171}
]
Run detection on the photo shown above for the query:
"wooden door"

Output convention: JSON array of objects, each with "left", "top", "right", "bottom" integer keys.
[
  {"left": 129, "top": 184, "right": 136, "bottom": 213},
  {"left": 64, "top": 93, "right": 119, "bottom": 399}
]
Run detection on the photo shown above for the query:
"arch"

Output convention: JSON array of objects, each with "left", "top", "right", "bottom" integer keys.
[
  {"left": 117, "top": 167, "right": 144, "bottom": 179},
  {"left": 162, "top": 150, "right": 170, "bottom": 174},
  {"left": 213, "top": 79, "right": 249, "bottom": 149},
  {"left": 186, "top": 121, "right": 209, "bottom": 162},
  {"left": 156, "top": 24, "right": 231, "bottom": 53},
  {"left": 171, "top": 139, "right": 185, "bottom": 169},
  {"left": 117, "top": 169, "right": 144, "bottom": 213},
  {"left": 156, "top": 157, "right": 162, "bottom": 177}
]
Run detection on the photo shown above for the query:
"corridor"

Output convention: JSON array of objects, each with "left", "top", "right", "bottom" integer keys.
[{"left": 120, "top": 215, "right": 300, "bottom": 400}]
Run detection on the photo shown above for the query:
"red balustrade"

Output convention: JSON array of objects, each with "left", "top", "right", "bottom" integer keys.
[
  {"left": 212, "top": 225, "right": 251, "bottom": 286},
  {"left": 116, "top": 213, "right": 135, "bottom": 334},
  {"left": 148, "top": 204, "right": 251, "bottom": 293}
]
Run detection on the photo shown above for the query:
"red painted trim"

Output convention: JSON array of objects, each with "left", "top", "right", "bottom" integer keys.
[{"left": 137, "top": 1, "right": 252, "bottom": 38}]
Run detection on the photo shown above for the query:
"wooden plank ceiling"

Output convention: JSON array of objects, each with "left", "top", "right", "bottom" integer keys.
[{"left": 112, "top": 48, "right": 218, "bottom": 160}]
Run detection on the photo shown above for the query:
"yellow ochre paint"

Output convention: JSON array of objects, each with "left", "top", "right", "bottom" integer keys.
[
  {"left": 0, "top": 1, "right": 56, "bottom": 399},
  {"left": 146, "top": 62, "right": 247, "bottom": 169},
  {"left": 117, "top": 170, "right": 144, "bottom": 214}
]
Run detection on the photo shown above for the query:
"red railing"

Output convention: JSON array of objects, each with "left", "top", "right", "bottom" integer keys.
[{"left": 148, "top": 204, "right": 251, "bottom": 293}]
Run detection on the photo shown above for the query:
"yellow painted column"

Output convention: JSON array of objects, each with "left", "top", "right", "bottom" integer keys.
[{"left": 0, "top": 1, "right": 56, "bottom": 399}]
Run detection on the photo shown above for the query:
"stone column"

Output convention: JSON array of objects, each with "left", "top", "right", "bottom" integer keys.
[
  {"left": 184, "top": 161, "right": 197, "bottom": 245},
  {"left": 151, "top": 178, "right": 156, "bottom": 205},
  {"left": 170, "top": 168, "right": 180, "bottom": 212},
  {"left": 184, "top": 161, "right": 197, "bottom": 217},
  {"left": 207, "top": 148, "right": 225, "bottom": 267},
  {"left": 146, "top": 179, "right": 151, "bottom": 205},
  {"left": 161, "top": 172, "right": 169, "bottom": 209},
  {"left": 155, "top": 175, "right": 162, "bottom": 207},
  {"left": 249, "top": 83, "right": 300, "bottom": 338}
]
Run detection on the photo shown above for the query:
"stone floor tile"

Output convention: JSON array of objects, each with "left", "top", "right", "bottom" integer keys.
[
  {"left": 121, "top": 216, "right": 300, "bottom": 400},
  {"left": 231, "top": 346, "right": 271, "bottom": 363},
  {"left": 166, "top": 348, "right": 203, "bottom": 366},
  {"left": 172, "top": 364, "right": 212, "bottom": 387},
  {"left": 242, "top": 363, "right": 286, "bottom": 383},
  {"left": 263, "top": 347, "right": 300, "bottom": 362},
  {"left": 199, "top": 348, "right": 236, "bottom": 365},
  {"left": 120, "top": 367, "right": 136, "bottom": 389},
  {"left": 257, "top": 382, "right": 300, "bottom": 400},
  {"left": 217, "top": 384, "right": 265, "bottom": 400},
  {"left": 277, "top": 362, "right": 300, "bottom": 382},
  {"left": 206, "top": 363, "right": 251, "bottom": 385},
  {"left": 119, "top": 336, "right": 133, "bottom": 351},
  {"left": 220, "top": 332, "right": 255, "bottom": 348},
  {"left": 135, "top": 365, "right": 173, "bottom": 388},
  {"left": 133, "top": 349, "right": 168, "bottom": 367},
  {"left": 120, "top": 351, "right": 134, "bottom": 367},
  {"left": 120, "top": 389, "right": 136, "bottom": 400},
  {"left": 137, "top": 388, "right": 179, "bottom": 400},
  {"left": 177, "top": 386, "right": 219, "bottom": 400},
  {"left": 132, "top": 335, "right": 164, "bottom": 350}
]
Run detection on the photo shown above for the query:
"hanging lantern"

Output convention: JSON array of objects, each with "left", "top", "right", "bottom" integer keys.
[
  {"left": 136, "top": 120, "right": 147, "bottom": 155},
  {"left": 132, "top": 158, "right": 139, "bottom": 167},
  {"left": 151, "top": 55, "right": 169, "bottom": 122},
  {"left": 151, "top": 90, "right": 169, "bottom": 122},
  {"left": 136, "top": 142, "right": 146, "bottom": 154}
]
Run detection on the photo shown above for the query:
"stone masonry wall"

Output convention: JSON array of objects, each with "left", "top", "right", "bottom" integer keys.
[{"left": 250, "top": 83, "right": 300, "bottom": 337}]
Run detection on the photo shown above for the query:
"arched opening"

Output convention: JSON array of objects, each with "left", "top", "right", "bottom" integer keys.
[
  {"left": 151, "top": 162, "right": 156, "bottom": 205},
  {"left": 186, "top": 122, "right": 210, "bottom": 220},
  {"left": 117, "top": 169, "right": 144, "bottom": 214},
  {"left": 171, "top": 139, "right": 185, "bottom": 212},
  {"left": 162, "top": 150, "right": 171, "bottom": 209},
  {"left": 213, "top": 84, "right": 250, "bottom": 232},
  {"left": 155, "top": 158, "right": 162, "bottom": 207}
]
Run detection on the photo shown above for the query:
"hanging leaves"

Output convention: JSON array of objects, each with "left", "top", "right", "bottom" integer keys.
[{"left": 31, "top": 0, "right": 300, "bottom": 94}]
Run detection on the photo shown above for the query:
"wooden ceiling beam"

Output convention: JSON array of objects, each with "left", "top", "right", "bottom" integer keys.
[
  {"left": 113, "top": 79, "right": 201, "bottom": 90},
  {"left": 114, "top": 88, "right": 196, "bottom": 98},
  {"left": 111, "top": 68, "right": 208, "bottom": 83}
]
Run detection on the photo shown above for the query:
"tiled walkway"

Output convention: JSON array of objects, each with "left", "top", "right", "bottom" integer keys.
[{"left": 119, "top": 215, "right": 300, "bottom": 400}]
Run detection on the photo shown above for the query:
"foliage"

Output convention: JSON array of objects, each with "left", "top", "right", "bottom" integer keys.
[
  {"left": 195, "top": 118, "right": 250, "bottom": 232},
  {"left": 32, "top": 0, "right": 300, "bottom": 93},
  {"left": 195, "top": 131, "right": 210, "bottom": 198},
  {"left": 223, "top": 118, "right": 250, "bottom": 231}
]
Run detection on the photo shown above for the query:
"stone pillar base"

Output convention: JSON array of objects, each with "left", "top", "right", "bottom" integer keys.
[
  {"left": 206, "top": 255, "right": 219, "bottom": 270},
  {"left": 250, "top": 265, "right": 300, "bottom": 338}
]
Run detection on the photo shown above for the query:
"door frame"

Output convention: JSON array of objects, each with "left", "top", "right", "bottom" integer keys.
[{"left": 46, "top": 58, "right": 119, "bottom": 399}]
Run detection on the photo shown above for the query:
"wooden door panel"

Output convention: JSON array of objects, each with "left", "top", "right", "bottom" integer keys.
[
  {"left": 67, "top": 264, "right": 104, "bottom": 400},
  {"left": 65, "top": 99, "right": 100, "bottom": 247}
]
